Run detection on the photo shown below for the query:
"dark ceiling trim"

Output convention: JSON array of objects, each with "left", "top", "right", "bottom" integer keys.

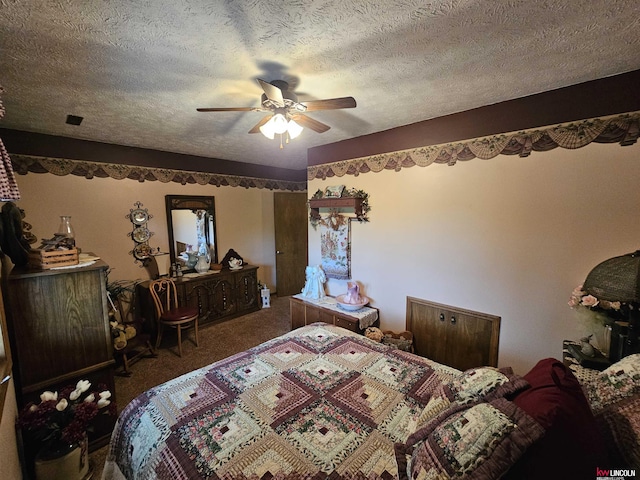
[
  {"left": 307, "top": 111, "right": 640, "bottom": 180},
  {"left": 0, "top": 128, "right": 307, "bottom": 183},
  {"left": 10, "top": 154, "right": 307, "bottom": 192},
  {"left": 308, "top": 69, "right": 640, "bottom": 166}
]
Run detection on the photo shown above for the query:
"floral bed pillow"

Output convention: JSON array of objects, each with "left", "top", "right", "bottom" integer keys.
[
  {"left": 396, "top": 398, "right": 544, "bottom": 480},
  {"left": 440, "top": 366, "right": 529, "bottom": 405},
  {"left": 415, "top": 366, "right": 528, "bottom": 429},
  {"left": 595, "top": 394, "right": 640, "bottom": 467},
  {"left": 577, "top": 354, "right": 640, "bottom": 467},
  {"left": 582, "top": 353, "right": 640, "bottom": 414}
]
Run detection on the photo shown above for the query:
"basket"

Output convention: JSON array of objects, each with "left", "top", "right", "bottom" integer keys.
[
  {"left": 381, "top": 330, "right": 414, "bottom": 352},
  {"left": 28, "top": 248, "right": 79, "bottom": 269}
]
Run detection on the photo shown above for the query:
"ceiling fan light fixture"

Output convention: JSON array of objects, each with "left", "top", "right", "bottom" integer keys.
[
  {"left": 199, "top": 78, "right": 356, "bottom": 142},
  {"left": 259, "top": 117, "right": 277, "bottom": 139},
  {"left": 287, "top": 119, "right": 303, "bottom": 139},
  {"left": 271, "top": 113, "right": 288, "bottom": 134}
]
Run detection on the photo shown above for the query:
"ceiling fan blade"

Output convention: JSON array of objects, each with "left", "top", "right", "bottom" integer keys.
[
  {"left": 257, "top": 79, "right": 285, "bottom": 107},
  {"left": 197, "top": 107, "right": 257, "bottom": 112},
  {"left": 302, "top": 97, "right": 356, "bottom": 111},
  {"left": 248, "top": 115, "right": 273, "bottom": 134},
  {"left": 291, "top": 114, "right": 331, "bottom": 133}
]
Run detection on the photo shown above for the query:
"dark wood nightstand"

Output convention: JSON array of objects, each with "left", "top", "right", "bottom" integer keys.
[{"left": 562, "top": 339, "right": 611, "bottom": 371}]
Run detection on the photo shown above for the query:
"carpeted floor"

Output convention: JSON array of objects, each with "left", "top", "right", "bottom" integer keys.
[{"left": 90, "top": 294, "right": 292, "bottom": 476}]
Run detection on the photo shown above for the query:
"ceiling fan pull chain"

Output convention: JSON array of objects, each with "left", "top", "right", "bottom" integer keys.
[{"left": 280, "top": 134, "right": 284, "bottom": 149}]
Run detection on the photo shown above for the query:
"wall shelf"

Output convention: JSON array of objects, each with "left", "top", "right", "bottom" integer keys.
[{"left": 309, "top": 197, "right": 364, "bottom": 221}]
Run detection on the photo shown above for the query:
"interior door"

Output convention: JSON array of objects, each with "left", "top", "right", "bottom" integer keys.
[{"left": 274, "top": 192, "right": 308, "bottom": 296}]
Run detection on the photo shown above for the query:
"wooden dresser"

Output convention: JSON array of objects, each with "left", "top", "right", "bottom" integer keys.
[
  {"left": 136, "top": 265, "right": 260, "bottom": 337},
  {"left": 3, "top": 259, "right": 116, "bottom": 450},
  {"left": 406, "top": 296, "right": 500, "bottom": 371},
  {"left": 290, "top": 295, "right": 379, "bottom": 333}
]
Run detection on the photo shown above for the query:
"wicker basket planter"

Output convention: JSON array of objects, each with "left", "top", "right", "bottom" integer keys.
[{"left": 381, "top": 330, "right": 414, "bottom": 352}]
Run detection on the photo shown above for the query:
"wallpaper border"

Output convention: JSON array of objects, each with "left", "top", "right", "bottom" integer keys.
[
  {"left": 10, "top": 154, "right": 307, "bottom": 192},
  {"left": 307, "top": 111, "right": 640, "bottom": 180}
]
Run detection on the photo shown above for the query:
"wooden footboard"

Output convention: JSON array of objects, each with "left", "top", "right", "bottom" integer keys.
[{"left": 406, "top": 296, "right": 500, "bottom": 370}]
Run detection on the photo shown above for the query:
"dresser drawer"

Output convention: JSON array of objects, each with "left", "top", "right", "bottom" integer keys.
[{"left": 334, "top": 315, "right": 359, "bottom": 332}]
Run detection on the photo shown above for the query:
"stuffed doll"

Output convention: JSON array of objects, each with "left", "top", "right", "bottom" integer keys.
[
  {"left": 301, "top": 265, "right": 327, "bottom": 300},
  {"left": 110, "top": 320, "right": 137, "bottom": 351},
  {"left": 124, "top": 325, "right": 136, "bottom": 340},
  {"left": 110, "top": 321, "right": 127, "bottom": 350},
  {"left": 365, "top": 327, "right": 384, "bottom": 342}
]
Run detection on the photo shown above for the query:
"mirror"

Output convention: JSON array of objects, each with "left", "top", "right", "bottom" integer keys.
[{"left": 165, "top": 195, "right": 218, "bottom": 268}]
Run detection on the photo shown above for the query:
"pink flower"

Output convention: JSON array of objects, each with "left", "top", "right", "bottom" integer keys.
[
  {"left": 572, "top": 285, "right": 586, "bottom": 296},
  {"left": 599, "top": 300, "right": 621, "bottom": 310},
  {"left": 580, "top": 295, "right": 599, "bottom": 307}
]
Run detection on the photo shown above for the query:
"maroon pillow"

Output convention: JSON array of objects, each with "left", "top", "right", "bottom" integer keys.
[{"left": 504, "top": 358, "right": 609, "bottom": 479}]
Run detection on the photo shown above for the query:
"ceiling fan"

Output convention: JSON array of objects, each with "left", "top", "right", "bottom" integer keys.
[{"left": 197, "top": 79, "right": 356, "bottom": 142}]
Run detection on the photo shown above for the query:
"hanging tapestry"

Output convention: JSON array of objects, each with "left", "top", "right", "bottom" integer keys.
[
  {"left": 0, "top": 85, "right": 21, "bottom": 201},
  {"left": 320, "top": 212, "right": 351, "bottom": 279}
]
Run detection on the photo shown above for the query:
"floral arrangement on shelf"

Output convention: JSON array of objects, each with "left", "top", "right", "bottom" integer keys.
[
  {"left": 309, "top": 187, "right": 371, "bottom": 228},
  {"left": 567, "top": 284, "right": 636, "bottom": 336},
  {"left": 17, "top": 380, "right": 114, "bottom": 447},
  {"left": 568, "top": 285, "right": 623, "bottom": 313}
]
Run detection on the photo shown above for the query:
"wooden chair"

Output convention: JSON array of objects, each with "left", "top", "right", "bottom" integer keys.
[
  {"left": 149, "top": 278, "right": 199, "bottom": 357},
  {"left": 107, "top": 288, "right": 157, "bottom": 376}
]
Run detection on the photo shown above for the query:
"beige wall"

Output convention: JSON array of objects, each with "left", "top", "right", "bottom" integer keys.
[
  {"left": 0, "top": 171, "right": 282, "bottom": 476},
  {"left": 10, "top": 173, "right": 278, "bottom": 289},
  {"left": 309, "top": 141, "right": 640, "bottom": 374}
]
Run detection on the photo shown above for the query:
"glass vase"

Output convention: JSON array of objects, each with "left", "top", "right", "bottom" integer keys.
[
  {"left": 56, "top": 216, "right": 75, "bottom": 239},
  {"left": 591, "top": 322, "right": 613, "bottom": 358}
]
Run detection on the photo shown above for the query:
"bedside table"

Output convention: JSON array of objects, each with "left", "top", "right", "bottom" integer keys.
[
  {"left": 562, "top": 340, "right": 611, "bottom": 371},
  {"left": 562, "top": 340, "right": 607, "bottom": 385}
]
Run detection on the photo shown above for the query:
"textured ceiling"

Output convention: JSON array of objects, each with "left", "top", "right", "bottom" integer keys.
[{"left": 1, "top": 0, "right": 639, "bottom": 171}]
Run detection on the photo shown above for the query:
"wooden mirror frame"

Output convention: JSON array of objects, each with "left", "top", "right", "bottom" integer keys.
[{"left": 165, "top": 195, "right": 218, "bottom": 268}]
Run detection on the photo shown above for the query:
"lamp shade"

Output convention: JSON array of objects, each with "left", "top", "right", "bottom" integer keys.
[
  {"left": 287, "top": 119, "right": 303, "bottom": 139},
  {"left": 271, "top": 113, "right": 288, "bottom": 134},
  {"left": 259, "top": 117, "right": 276, "bottom": 139},
  {"left": 259, "top": 114, "right": 304, "bottom": 142},
  {"left": 583, "top": 250, "right": 640, "bottom": 303}
]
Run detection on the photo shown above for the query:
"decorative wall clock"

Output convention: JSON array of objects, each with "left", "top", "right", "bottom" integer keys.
[{"left": 127, "top": 201, "right": 154, "bottom": 266}]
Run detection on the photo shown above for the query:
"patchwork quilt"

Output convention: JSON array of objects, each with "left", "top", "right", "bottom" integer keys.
[{"left": 101, "top": 323, "right": 540, "bottom": 480}]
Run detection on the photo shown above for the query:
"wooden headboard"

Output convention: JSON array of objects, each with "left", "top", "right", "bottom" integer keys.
[{"left": 406, "top": 297, "right": 501, "bottom": 371}]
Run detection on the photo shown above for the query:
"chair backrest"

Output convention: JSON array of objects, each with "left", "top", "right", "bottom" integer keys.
[{"left": 149, "top": 278, "right": 179, "bottom": 319}]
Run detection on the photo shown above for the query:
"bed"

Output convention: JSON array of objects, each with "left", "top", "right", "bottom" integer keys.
[{"left": 102, "top": 323, "right": 640, "bottom": 479}]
